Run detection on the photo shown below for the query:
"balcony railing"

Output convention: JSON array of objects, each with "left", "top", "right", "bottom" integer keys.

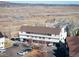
[
  {"left": 19, "top": 34, "right": 60, "bottom": 42},
  {"left": 19, "top": 33, "right": 60, "bottom": 39}
]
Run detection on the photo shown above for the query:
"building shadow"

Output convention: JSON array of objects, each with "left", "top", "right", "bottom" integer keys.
[{"left": 53, "top": 40, "right": 69, "bottom": 57}]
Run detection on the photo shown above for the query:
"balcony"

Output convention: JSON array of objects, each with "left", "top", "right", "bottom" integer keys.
[
  {"left": 19, "top": 34, "right": 60, "bottom": 43},
  {"left": 19, "top": 33, "right": 60, "bottom": 39}
]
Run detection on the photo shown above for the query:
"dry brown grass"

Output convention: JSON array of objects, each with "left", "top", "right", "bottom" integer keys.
[{"left": 27, "top": 49, "right": 48, "bottom": 57}]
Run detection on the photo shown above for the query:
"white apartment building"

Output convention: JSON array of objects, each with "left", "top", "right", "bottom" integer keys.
[
  {"left": 0, "top": 32, "right": 6, "bottom": 53},
  {"left": 19, "top": 25, "right": 67, "bottom": 45}
]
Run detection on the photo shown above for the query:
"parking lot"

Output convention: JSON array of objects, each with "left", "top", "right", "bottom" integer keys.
[
  {"left": 0, "top": 41, "right": 57, "bottom": 57},
  {"left": 0, "top": 43, "right": 25, "bottom": 57}
]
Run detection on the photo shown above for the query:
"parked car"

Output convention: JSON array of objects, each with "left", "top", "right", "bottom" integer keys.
[
  {"left": 17, "top": 50, "right": 28, "bottom": 56},
  {"left": 11, "top": 37, "right": 20, "bottom": 41},
  {"left": 15, "top": 38, "right": 20, "bottom": 41},
  {"left": 17, "top": 47, "right": 32, "bottom": 56},
  {"left": 13, "top": 43, "right": 19, "bottom": 47}
]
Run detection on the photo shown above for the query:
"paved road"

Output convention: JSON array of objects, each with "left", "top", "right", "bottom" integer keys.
[{"left": 0, "top": 44, "right": 24, "bottom": 57}]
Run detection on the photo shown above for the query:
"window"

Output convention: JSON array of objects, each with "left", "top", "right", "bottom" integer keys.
[
  {"left": 16, "top": 38, "right": 20, "bottom": 41},
  {"left": 27, "top": 35, "right": 29, "bottom": 37},
  {"left": 27, "top": 40, "right": 29, "bottom": 42},
  {"left": 33, "top": 40, "right": 38, "bottom": 43},
  {"left": 39, "top": 37, "right": 42, "bottom": 39},
  {"left": 42, "top": 41, "right": 45, "bottom": 44},
  {"left": 31, "top": 36, "right": 37, "bottom": 38},
  {"left": 35, "top": 36, "right": 37, "bottom": 38},
  {"left": 23, "top": 39, "right": 27, "bottom": 42},
  {"left": 48, "top": 38, "right": 51, "bottom": 40},
  {"left": 42, "top": 37, "right": 45, "bottom": 39},
  {"left": 31, "top": 36, "right": 34, "bottom": 38},
  {"left": 47, "top": 34, "right": 51, "bottom": 36},
  {"left": 39, "top": 41, "right": 42, "bottom": 44},
  {"left": 26, "top": 32, "right": 30, "bottom": 33},
  {"left": 2, "top": 42, "right": 3, "bottom": 44}
]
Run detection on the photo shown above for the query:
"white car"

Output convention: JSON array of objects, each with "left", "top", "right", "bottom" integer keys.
[
  {"left": 17, "top": 51, "right": 28, "bottom": 56},
  {"left": 17, "top": 47, "right": 32, "bottom": 56},
  {"left": 0, "top": 49, "right": 6, "bottom": 53}
]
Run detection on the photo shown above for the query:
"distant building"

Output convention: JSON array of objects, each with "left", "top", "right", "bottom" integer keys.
[
  {"left": 0, "top": 32, "right": 6, "bottom": 53},
  {"left": 19, "top": 25, "right": 67, "bottom": 46}
]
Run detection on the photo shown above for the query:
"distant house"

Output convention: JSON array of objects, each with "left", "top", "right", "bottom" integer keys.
[
  {"left": 19, "top": 25, "right": 67, "bottom": 46},
  {"left": 0, "top": 32, "right": 6, "bottom": 53}
]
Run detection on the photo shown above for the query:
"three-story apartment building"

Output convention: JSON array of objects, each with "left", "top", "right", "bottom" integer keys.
[{"left": 19, "top": 25, "right": 67, "bottom": 46}]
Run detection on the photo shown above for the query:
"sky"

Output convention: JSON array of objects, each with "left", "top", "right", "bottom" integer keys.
[
  {"left": 0, "top": 0, "right": 79, "bottom": 4},
  {"left": 8, "top": 1, "right": 79, "bottom": 4}
]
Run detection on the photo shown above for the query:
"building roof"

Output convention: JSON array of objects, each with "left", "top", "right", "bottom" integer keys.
[
  {"left": 20, "top": 26, "right": 61, "bottom": 35},
  {"left": 66, "top": 36, "right": 79, "bottom": 57}
]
